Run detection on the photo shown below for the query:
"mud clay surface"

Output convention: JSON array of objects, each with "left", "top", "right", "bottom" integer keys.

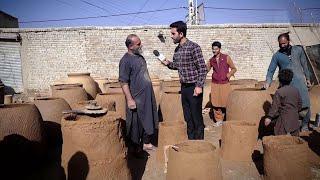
[
  {"left": 160, "top": 91, "right": 184, "bottom": 122},
  {"left": 52, "top": 86, "right": 89, "bottom": 109},
  {"left": 61, "top": 112, "right": 130, "bottom": 180},
  {"left": 95, "top": 92, "right": 126, "bottom": 119},
  {"left": 35, "top": 97, "right": 71, "bottom": 124},
  {"left": 156, "top": 121, "right": 188, "bottom": 168},
  {"left": 221, "top": 121, "right": 258, "bottom": 161},
  {"left": 166, "top": 140, "right": 222, "bottom": 180},
  {"left": 226, "top": 88, "right": 273, "bottom": 125},
  {"left": 67, "top": 73, "right": 99, "bottom": 99},
  {"left": 263, "top": 135, "right": 312, "bottom": 180}
]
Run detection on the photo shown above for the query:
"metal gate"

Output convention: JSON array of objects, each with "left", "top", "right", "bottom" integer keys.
[{"left": 0, "top": 41, "right": 23, "bottom": 93}]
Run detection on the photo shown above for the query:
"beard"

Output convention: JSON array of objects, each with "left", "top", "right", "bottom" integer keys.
[
  {"left": 172, "top": 37, "right": 181, "bottom": 44},
  {"left": 133, "top": 47, "right": 143, "bottom": 55},
  {"left": 279, "top": 44, "right": 292, "bottom": 55},
  {"left": 279, "top": 44, "right": 289, "bottom": 51}
]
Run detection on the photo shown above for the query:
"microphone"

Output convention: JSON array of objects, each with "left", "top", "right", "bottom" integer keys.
[{"left": 153, "top": 50, "right": 166, "bottom": 61}]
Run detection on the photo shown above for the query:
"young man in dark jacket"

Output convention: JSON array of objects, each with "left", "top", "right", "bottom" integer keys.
[{"left": 264, "top": 69, "right": 302, "bottom": 136}]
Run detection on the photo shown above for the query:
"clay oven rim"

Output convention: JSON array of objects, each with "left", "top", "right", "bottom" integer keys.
[
  {"left": 233, "top": 88, "right": 267, "bottom": 92},
  {"left": 230, "top": 79, "right": 258, "bottom": 85},
  {"left": 62, "top": 114, "right": 119, "bottom": 125},
  {"left": 160, "top": 121, "right": 185, "bottom": 127},
  {"left": 51, "top": 83, "right": 83, "bottom": 87},
  {"left": 104, "top": 82, "right": 120, "bottom": 84},
  {"left": 164, "top": 91, "right": 181, "bottom": 94},
  {"left": 92, "top": 77, "right": 108, "bottom": 80},
  {"left": 54, "top": 86, "right": 84, "bottom": 90},
  {"left": 0, "top": 103, "right": 34, "bottom": 109},
  {"left": 224, "top": 121, "right": 256, "bottom": 127},
  {"left": 98, "top": 92, "right": 123, "bottom": 95},
  {"left": 152, "top": 81, "right": 161, "bottom": 85},
  {"left": 109, "top": 86, "right": 122, "bottom": 89},
  {"left": 67, "top": 72, "right": 91, "bottom": 76},
  {"left": 103, "top": 82, "right": 121, "bottom": 87},
  {"left": 263, "top": 136, "right": 305, "bottom": 147},
  {"left": 173, "top": 140, "right": 216, "bottom": 154},
  {"left": 35, "top": 97, "right": 62, "bottom": 101}
]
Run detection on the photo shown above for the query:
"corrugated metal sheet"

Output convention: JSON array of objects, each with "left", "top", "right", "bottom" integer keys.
[
  {"left": 0, "top": 33, "right": 19, "bottom": 40},
  {"left": 0, "top": 41, "right": 23, "bottom": 92}
]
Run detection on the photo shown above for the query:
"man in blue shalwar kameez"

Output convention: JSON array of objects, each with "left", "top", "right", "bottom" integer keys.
[{"left": 264, "top": 32, "right": 312, "bottom": 131}]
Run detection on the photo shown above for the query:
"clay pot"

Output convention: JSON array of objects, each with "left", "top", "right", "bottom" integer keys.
[
  {"left": 95, "top": 93, "right": 126, "bottom": 119},
  {"left": 226, "top": 88, "right": 272, "bottom": 125},
  {"left": 255, "top": 80, "right": 279, "bottom": 94},
  {"left": 67, "top": 73, "right": 99, "bottom": 99},
  {"left": 170, "top": 76, "right": 180, "bottom": 81},
  {"left": 34, "top": 97, "right": 71, "bottom": 123},
  {"left": 166, "top": 140, "right": 222, "bottom": 180},
  {"left": 4, "top": 95, "right": 12, "bottom": 104},
  {"left": 0, "top": 103, "right": 45, "bottom": 142},
  {"left": 152, "top": 80, "right": 162, "bottom": 109},
  {"left": 203, "top": 79, "right": 212, "bottom": 108},
  {"left": 263, "top": 135, "right": 311, "bottom": 180},
  {"left": 50, "top": 83, "right": 83, "bottom": 96},
  {"left": 93, "top": 77, "right": 108, "bottom": 93},
  {"left": 157, "top": 121, "right": 188, "bottom": 168},
  {"left": 161, "top": 80, "right": 181, "bottom": 93},
  {"left": 162, "top": 86, "right": 181, "bottom": 93},
  {"left": 230, "top": 79, "right": 258, "bottom": 90},
  {"left": 35, "top": 97, "right": 71, "bottom": 149},
  {"left": 160, "top": 91, "right": 184, "bottom": 122},
  {"left": 221, "top": 121, "right": 257, "bottom": 161},
  {"left": 51, "top": 83, "right": 83, "bottom": 89},
  {"left": 0, "top": 80, "right": 4, "bottom": 104},
  {"left": 0, "top": 104, "right": 46, "bottom": 178},
  {"left": 61, "top": 112, "right": 130, "bottom": 180},
  {"left": 150, "top": 75, "right": 161, "bottom": 82},
  {"left": 309, "top": 85, "right": 320, "bottom": 120},
  {"left": 51, "top": 86, "right": 88, "bottom": 110},
  {"left": 162, "top": 79, "right": 180, "bottom": 87},
  {"left": 104, "top": 81, "right": 123, "bottom": 94}
]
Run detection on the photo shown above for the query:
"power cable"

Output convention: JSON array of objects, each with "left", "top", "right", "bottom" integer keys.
[{"left": 20, "top": 7, "right": 186, "bottom": 24}]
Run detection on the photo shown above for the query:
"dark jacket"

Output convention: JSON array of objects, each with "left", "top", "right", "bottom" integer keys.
[{"left": 267, "top": 85, "right": 302, "bottom": 135}]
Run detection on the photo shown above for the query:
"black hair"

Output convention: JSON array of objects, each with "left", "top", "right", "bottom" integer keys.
[
  {"left": 278, "top": 32, "right": 290, "bottom": 41},
  {"left": 125, "top": 34, "right": 138, "bottom": 48},
  {"left": 278, "top": 69, "right": 293, "bottom": 85},
  {"left": 170, "top": 21, "right": 187, "bottom": 37},
  {"left": 212, "top": 41, "right": 221, "bottom": 48}
]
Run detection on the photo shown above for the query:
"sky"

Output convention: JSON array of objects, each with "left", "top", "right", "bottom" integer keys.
[{"left": 0, "top": 0, "right": 320, "bottom": 28}]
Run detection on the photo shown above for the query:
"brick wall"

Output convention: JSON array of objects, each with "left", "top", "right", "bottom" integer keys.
[{"left": 0, "top": 23, "right": 319, "bottom": 92}]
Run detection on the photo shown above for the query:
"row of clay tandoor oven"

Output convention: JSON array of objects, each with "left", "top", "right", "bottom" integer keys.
[{"left": 0, "top": 72, "right": 319, "bottom": 179}]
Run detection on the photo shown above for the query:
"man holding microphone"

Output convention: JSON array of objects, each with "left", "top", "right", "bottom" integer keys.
[{"left": 159, "top": 21, "right": 207, "bottom": 140}]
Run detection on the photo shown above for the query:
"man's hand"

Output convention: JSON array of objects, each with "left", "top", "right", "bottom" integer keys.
[
  {"left": 264, "top": 118, "right": 272, "bottom": 126},
  {"left": 161, "top": 59, "right": 169, "bottom": 66},
  {"left": 127, "top": 99, "right": 136, "bottom": 109},
  {"left": 226, "top": 73, "right": 232, "bottom": 80},
  {"left": 306, "top": 80, "right": 312, "bottom": 88},
  {"left": 193, "top": 87, "right": 202, "bottom": 96},
  {"left": 263, "top": 82, "right": 270, "bottom": 90}
]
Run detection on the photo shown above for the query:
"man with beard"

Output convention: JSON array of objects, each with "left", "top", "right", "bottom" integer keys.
[
  {"left": 119, "top": 34, "right": 158, "bottom": 151},
  {"left": 264, "top": 32, "right": 311, "bottom": 131},
  {"left": 161, "top": 21, "right": 207, "bottom": 140}
]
